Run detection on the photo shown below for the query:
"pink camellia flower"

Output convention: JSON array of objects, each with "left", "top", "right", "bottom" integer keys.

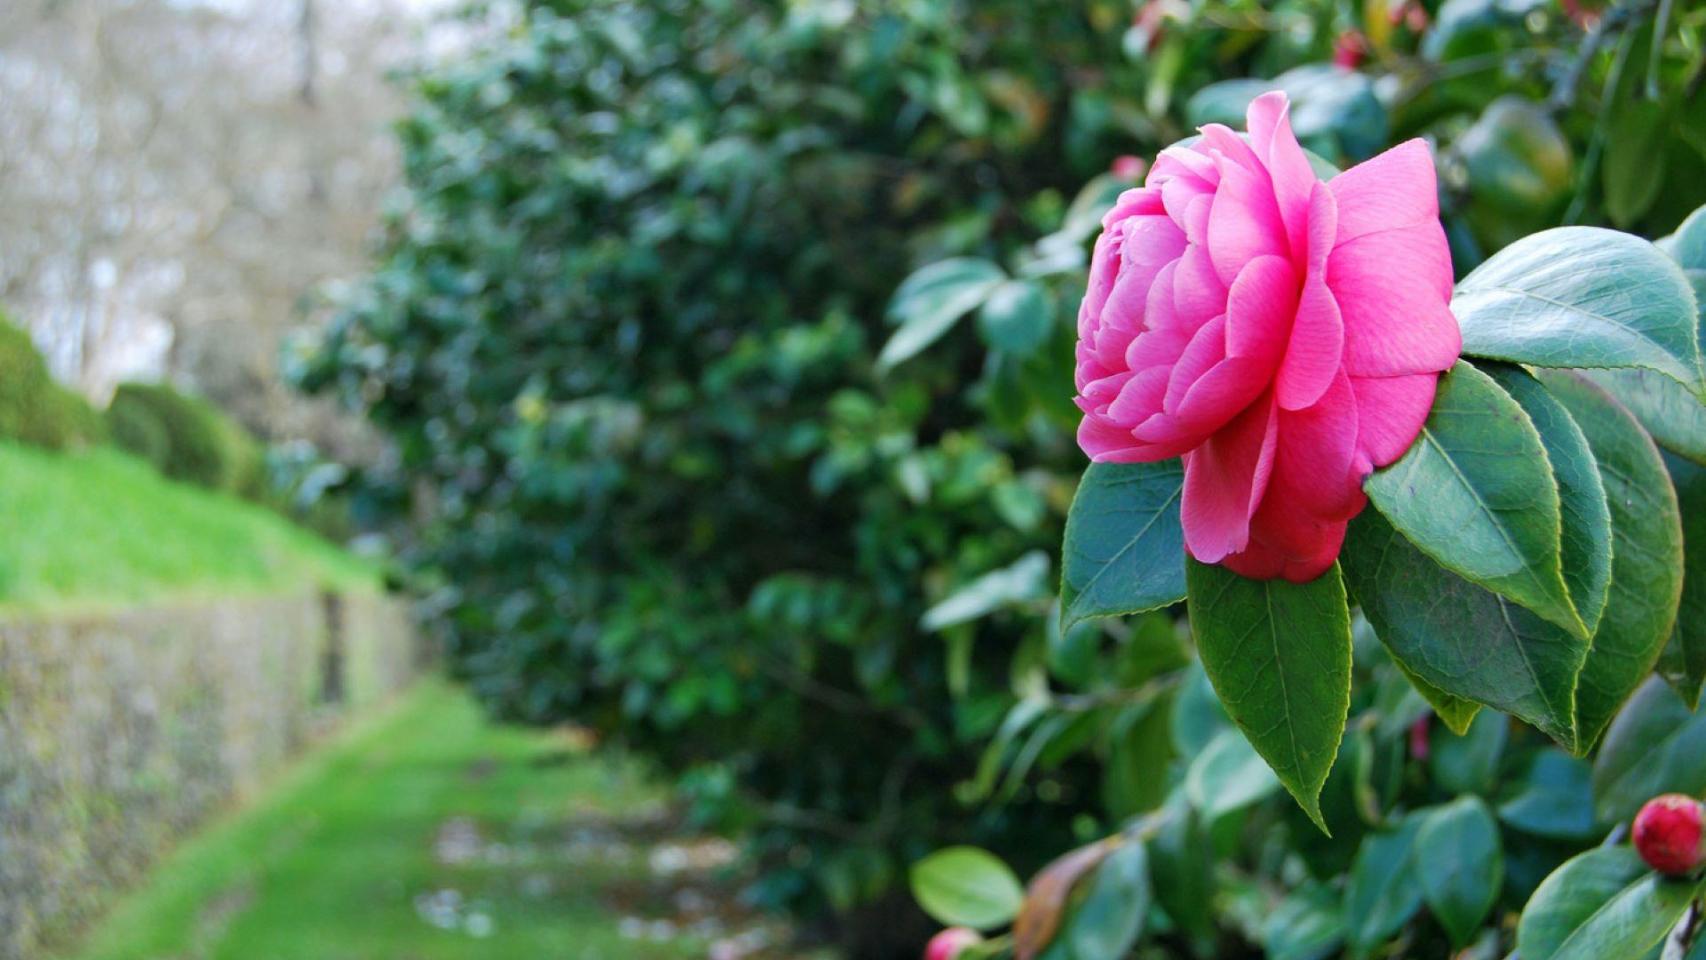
[{"left": 1074, "top": 92, "right": 1460, "bottom": 581}]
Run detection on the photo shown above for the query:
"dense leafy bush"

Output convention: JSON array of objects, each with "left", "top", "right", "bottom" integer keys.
[
  {"left": 107, "top": 382, "right": 260, "bottom": 494},
  {"left": 0, "top": 315, "right": 105, "bottom": 450},
  {"left": 305, "top": 0, "right": 1706, "bottom": 957},
  {"left": 298, "top": 0, "right": 1155, "bottom": 941}
]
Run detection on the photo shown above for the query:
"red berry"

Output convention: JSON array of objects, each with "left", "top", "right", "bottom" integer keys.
[
  {"left": 924, "top": 927, "right": 983, "bottom": 960},
  {"left": 1633, "top": 794, "right": 1706, "bottom": 876}
]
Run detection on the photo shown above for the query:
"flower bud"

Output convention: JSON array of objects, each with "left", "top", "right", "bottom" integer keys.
[
  {"left": 1408, "top": 715, "right": 1430, "bottom": 762},
  {"left": 924, "top": 927, "right": 983, "bottom": 960},
  {"left": 1633, "top": 794, "right": 1706, "bottom": 876}
]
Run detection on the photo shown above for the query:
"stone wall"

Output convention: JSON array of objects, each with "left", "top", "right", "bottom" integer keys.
[{"left": 0, "top": 589, "right": 420, "bottom": 960}]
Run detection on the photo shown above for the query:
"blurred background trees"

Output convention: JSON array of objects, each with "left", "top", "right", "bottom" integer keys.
[{"left": 0, "top": 0, "right": 466, "bottom": 457}]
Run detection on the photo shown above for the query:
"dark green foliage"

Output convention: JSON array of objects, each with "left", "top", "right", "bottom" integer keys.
[
  {"left": 296, "top": 0, "right": 1138, "bottom": 932},
  {"left": 0, "top": 315, "right": 104, "bottom": 450},
  {"left": 107, "top": 383, "right": 259, "bottom": 494}
]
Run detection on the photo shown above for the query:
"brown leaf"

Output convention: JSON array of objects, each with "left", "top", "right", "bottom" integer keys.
[{"left": 1012, "top": 836, "right": 1121, "bottom": 960}]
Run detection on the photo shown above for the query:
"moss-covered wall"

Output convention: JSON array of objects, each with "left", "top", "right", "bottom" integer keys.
[{"left": 0, "top": 590, "right": 419, "bottom": 960}]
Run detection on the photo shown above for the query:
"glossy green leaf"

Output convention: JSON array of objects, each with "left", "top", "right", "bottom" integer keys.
[
  {"left": 1066, "top": 841, "right": 1150, "bottom": 960},
  {"left": 1416, "top": 797, "right": 1503, "bottom": 947},
  {"left": 1517, "top": 846, "right": 1696, "bottom": 960},
  {"left": 1149, "top": 799, "right": 1215, "bottom": 940},
  {"left": 1669, "top": 204, "right": 1706, "bottom": 270},
  {"left": 1365, "top": 361, "right": 1584, "bottom": 638},
  {"left": 976, "top": 279, "right": 1052, "bottom": 354},
  {"left": 1498, "top": 750, "right": 1597, "bottom": 841},
  {"left": 910, "top": 846, "right": 1025, "bottom": 930},
  {"left": 1592, "top": 676, "right": 1706, "bottom": 824},
  {"left": 1186, "top": 559, "right": 1352, "bottom": 832},
  {"left": 1170, "top": 661, "right": 1231, "bottom": 756},
  {"left": 1453, "top": 227, "right": 1705, "bottom": 400},
  {"left": 1657, "top": 452, "right": 1706, "bottom": 708},
  {"left": 1484, "top": 364, "right": 1613, "bottom": 633},
  {"left": 1263, "top": 885, "right": 1345, "bottom": 960},
  {"left": 1059, "top": 461, "right": 1186, "bottom": 631},
  {"left": 1102, "top": 696, "right": 1174, "bottom": 818},
  {"left": 1395, "top": 658, "right": 1482, "bottom": 735},
  {"left": 878, "top": 257, "right": 1005, "bottom": 371},
  {"left": 1343, "top": 817, "right": 1424, "bottom": 956},
  {"left": 1184, "top": 728, "right": 1280, "bottom": 822},
  {"left": 1582, "top": 251, "right": 1706, "bottom": 465},
  {"left": 921, "top": 551, "right": 1051, "bottom": 631},
  {"left": 1584, "top": 365, "right": 1706, "bottom": 466},
  {"left": 1342, "top": 509, "right": 1588, "bottom": 746},
  {"left": 1540, "top": 371, "right": 1685, "bottom": 750},
  {"left": 1429, "top": 708, "right": 1508, "bottom": 796}
]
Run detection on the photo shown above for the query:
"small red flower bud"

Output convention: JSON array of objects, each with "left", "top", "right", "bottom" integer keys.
[
  {"left": 1409, "top": 715, "right": 1430, "bottom": 761},
  {"left": 1111, "top": 155, "right": 1147, "bottom": 181},
  {"left": 925, "top": 927, "right": 983, "bottom": 960},
  {"left": 1633, "top": 794, "right": 1706, "bottom": 876},
  {"left": 1332, "top": 30, "right": 1368, "bottom": 70}
]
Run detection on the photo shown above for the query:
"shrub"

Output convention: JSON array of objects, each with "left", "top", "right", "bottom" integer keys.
[
  {"left": 0, "top": 315, "right": 104, "bottom": 450},
  {"left": 107, "top": 383, "right": 257, "bottom": 493},
  {"left": 304, "top": 0, "right": 1706, "bottom": 958}
]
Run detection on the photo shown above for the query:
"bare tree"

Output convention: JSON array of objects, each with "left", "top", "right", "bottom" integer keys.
[{"left": 0, "top": 0, "right": 466, "bottom": 457}]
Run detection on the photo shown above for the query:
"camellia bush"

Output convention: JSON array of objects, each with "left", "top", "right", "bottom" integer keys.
[
  {"left": 300, "top": 0, "right": 1706, "bottom": 957},
  {"left": 906, "top": 67, "right": 1706, "bottom": 960}
]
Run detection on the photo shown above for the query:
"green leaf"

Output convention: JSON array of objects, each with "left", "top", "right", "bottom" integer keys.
[
  {"left": 1394, "top": 658, "right": 1482, "bottom": 735},
  {"left": 1540, "top": 372, "right": 1685, "bottom": 750},
  {"left": 1184, "top": 728, "right": 1280, "bottom": 822},
  {"left": 878, "top": 258, "right": 1005, "bottom": 371},
  {"left": 1341, "top": 509, "right": 1588, "bottom": 745},
  {"left": 1583, "top": 365, "right": 1706, "bottom": 467},
  {"left": 1059, "top": 460, "right": 1186, "bottom": 631},
  {"left": 1484, "top": 364, "right": 1613, "bottom": 633},
  {"left": 1670, "top": 204, "right": 1706, "bottom": 270},
  {"left": 1365, "top": 361, "right": 1585, "bottom": 638},
  {"left": 1148, "top": 799, "right": 1215, "bottom": 941},
  {"left": 910, "top": 846, "right": 1026, "bottom": 930},
  {"left": 1498, "top": 749, "right": 1598, "bottom": 841},
  {"left": 1102, "top": 696, "right": 1174, "bottom": 818},
  {"left": 1592, "top": 676, "right": 1706, "bottom": 825},
  {"left": 1186, "top": 560, "right": 1352, "bottom": 832},
  {"left": 921, "top": 551, "right": 1051, "bottom": 632},
  {"left": 1343, "top": 817, "right": 1424, "bottom": 956},
  {"left": 1517, "top": 846, "right": 1696, "bottom": 960},
  {"left": 1453, "top": 227, "right": 1705, "bottom": 401},
  {"left": 1169, "top": 661, "right": 1231, "bottom": 756},
  {"left": 976, "top": 279, "right": 1053, "bottom": 354},
  {"left": 1415, "top": 797, "right": 1503, "bottom": 947},
  {"left": 1657, "top": 451, "right": 1706, "bottom": 708},
  {"left": 1429, "top": 708, "right": 1508, "bottom": 796},
  {"left": 1263, "top": 885, "right": 1345, "bottom": 960},
  {"left": 1066, "top": 841, "right": 1150, "bottom": 960}
]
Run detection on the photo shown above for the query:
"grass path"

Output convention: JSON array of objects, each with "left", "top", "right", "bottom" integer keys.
[{"left": 63, "top": 681, "right": 790, "bottom": 960}]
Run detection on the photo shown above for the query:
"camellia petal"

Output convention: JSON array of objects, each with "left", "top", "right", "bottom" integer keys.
[
  {"left": 1328, "top": 138, "right": 1443, "bottom": 256},
  {"left": 1348, "top": 373, "right": 1440, "bottom": 472},
  {"left": 1182, "top": 394, "right": 1280, "bottom": 562},
  {"left": 1331, "top": 222, "right": 1460, "bottom": 376}
]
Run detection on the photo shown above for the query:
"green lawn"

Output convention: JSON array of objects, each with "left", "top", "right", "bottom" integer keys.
[
  {"left": 64, "top": 681, "right": 789, "bottom": 960},
  {"left": 0, "top": 443, "right": 377, "bottom": 613}
]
